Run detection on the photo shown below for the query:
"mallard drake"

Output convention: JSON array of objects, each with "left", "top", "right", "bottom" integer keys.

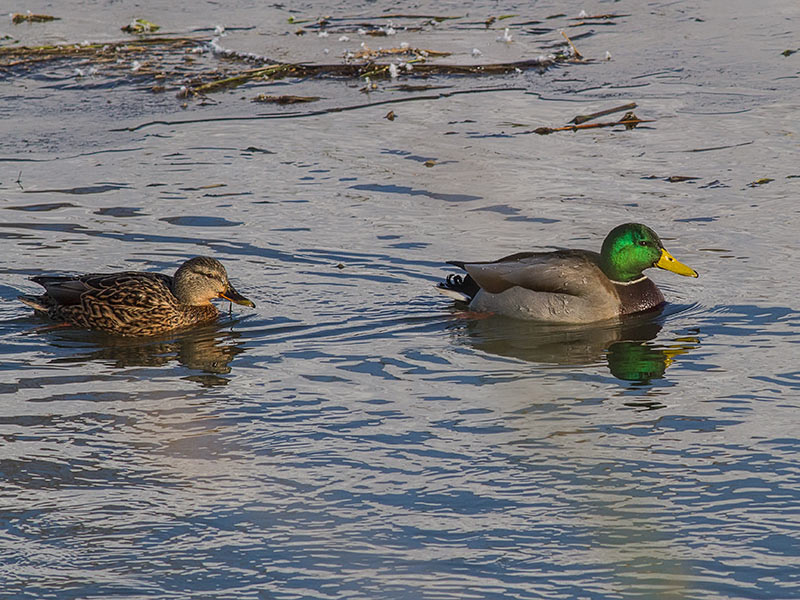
[
  {"left": 438, "top": 223, "right": 698, "bottom": 323},
  {"left": 19, "top": 256, "right": 255, "bottom": 336}
]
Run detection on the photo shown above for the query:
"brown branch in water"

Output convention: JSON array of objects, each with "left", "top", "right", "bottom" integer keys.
[
  {"left": 351, "top": 46, "right": 451, "bottom": 60},
  {"left": 182, "top": 56, "right": 569, "bottom": 96},
  {"left": 533, "top": 112, "right": 653, "bottom": 135},
  {"left": 570, "top": 102, "right": 637, "bottom": 124},
  {"left": 560, "top": 30, "right": 583, "bottom": 59}
]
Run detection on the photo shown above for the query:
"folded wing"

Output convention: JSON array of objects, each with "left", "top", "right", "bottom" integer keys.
[
  {"left": 33, "top": 272, "right": 174, "bottom": 307},
  {"left": 451, "top": 250, "right": 605, "bottom": 297}
]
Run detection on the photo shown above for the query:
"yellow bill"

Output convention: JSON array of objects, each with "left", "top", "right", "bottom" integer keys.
[{"left": 656, "top": 248, "right": 698, "bottom": 277}]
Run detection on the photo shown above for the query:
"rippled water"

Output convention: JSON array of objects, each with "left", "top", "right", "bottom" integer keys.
[{"left": 2, "top": 1, "right": 799, "bottom": 598}]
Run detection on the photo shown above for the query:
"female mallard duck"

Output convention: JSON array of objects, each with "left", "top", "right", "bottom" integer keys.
[
  {"left": 438, "top": 223, "right": 698, "bottom": 323},
  {"left": 19, "top": 256, "right": 255, "bottom": 336}
]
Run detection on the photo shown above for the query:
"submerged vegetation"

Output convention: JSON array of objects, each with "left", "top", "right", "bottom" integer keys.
[
  {"left": 0, "top": 36, "right": 581, "bottom": 99},
  {"left": 1, "top": 11, "right": 619, "bottom": 102}
]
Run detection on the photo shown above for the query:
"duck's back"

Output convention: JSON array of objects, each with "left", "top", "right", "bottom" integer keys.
[
  {"left": 29, "top": 271, "right": 216, "bottom": 336},
  {"left": 457, "top": 250, "right": 607, "bottom": 296},
  {"left": 34, "top": 272, "right": 175, "bottom": 308},
  {"left": 457, "top": 249, "right": 663, "bottom": 323}
]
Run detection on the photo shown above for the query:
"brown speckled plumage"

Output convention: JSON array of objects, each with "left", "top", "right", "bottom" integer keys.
[{"left": 19, "top": 256, "right": 255, "bottom": 336}]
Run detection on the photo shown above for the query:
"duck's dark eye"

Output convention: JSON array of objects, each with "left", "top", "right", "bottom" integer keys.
[{"left": 638, "top": 240, "right": 648, "bottom": 247}]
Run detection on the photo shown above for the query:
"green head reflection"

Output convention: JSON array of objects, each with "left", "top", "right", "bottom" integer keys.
[
  {"left": 456, "top": 311, "right": 700, "bottom": 386},
  {"left": 607, "top": 341, "right": 669, "bottom": 382},
  {"left": 607, "top": 337, "right": 698, "bottom": 383}
]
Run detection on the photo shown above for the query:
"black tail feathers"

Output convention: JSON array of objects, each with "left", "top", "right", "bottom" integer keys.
[{"left": 436, "top": 273, "right": 479, "bottom": 303}]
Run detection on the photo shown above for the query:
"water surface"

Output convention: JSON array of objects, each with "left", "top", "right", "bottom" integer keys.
[{"left": 1, "top": 1, "right": 799, "bottom": 598}]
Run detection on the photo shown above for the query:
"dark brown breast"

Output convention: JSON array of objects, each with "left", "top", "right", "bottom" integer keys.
[{"left": 614, "top": 277, "right": 665, "bottom": 316}]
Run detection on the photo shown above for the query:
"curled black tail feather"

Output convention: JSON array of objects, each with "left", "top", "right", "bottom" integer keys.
[{"left": 437, "top": 272, "right": 480, "bottom": 303}]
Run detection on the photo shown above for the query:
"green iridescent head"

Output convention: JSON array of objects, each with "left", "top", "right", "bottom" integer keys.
[{"left": 600, "top": 223, "right": 698, "bottom": 282}]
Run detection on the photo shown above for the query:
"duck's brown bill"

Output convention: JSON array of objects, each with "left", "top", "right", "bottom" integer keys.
[
  {"left": 656, "top": 248, "right": 699, "bottom": 278},
  {"left": 220, "top": 285, "right": 256, "bottom": 308}
]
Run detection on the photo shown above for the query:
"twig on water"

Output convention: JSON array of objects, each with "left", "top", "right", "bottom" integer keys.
[
  {"left": 569, "top": 102, "right": 637, "bottom": 124},
  {"left": 533, "top": 111, "right": 653, "bottom": 135},
  {"left": 560, "top": 30, "right": 583, "bottom": 59}
]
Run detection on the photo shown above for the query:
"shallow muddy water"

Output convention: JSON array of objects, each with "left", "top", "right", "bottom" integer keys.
[{"left": 1, "top": 1, "right": 799, "bottom": 598}]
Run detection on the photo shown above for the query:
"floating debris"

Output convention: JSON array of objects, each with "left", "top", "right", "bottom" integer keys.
[
  {"left": 747, "top": 177, "right": 774, "bottom": 187},
  {"left": 387, "top": 83, "right": 450, "bottom": 92},
  {"left": 570, "top": 102, "right": 637, "bottom": 124},
  {"left": 568, "top": 13, "right": 629, "bottom": 24},
  {"left": 360, "top": 75, "right": 378, "bottom": 93},
  {"left": 0, "top": 37, "right": 198, "bottom": 70},
  {"left": 74, "top": 66, "right": 98, "bottom": 78},
  {"left": 685, "top": 141, "right": 754, "bottom": 153},
  {"left": 252, "top": 94, "right": 320, "bottom": 104},
  {"left": 349, "top": 45, "right": 449, "bottom": 60},
  {"left": 187, "top": 64, "right": 295, "bottom": 95},
  {"left": 243, "top": 146, "right": 276, "bottom": 154},
  {"left": 698, "top": 180, "right": 729, "bottom": 189},
  {"left": 384, "top": 110, "right": 396, "bottom": 121},
  {"left": 560, "top": 30, "right": 583, "bottom": 59},
  {"left": 665, "top": 176, "right": 700, "bottom": 183},
  {"left": 365, "top": 14, "right": 460, "bottom": 21},
  {"left": 496, "top": 28, "right": 513, "bottom": 43},
  {"left": 121, "top": 18, "right": 161, "bottom": 34},
  {"left": 10, "top": 12, "right": 59, "bottom": 24},
  {"left": 534, "top": 111, "right": 652, "bottom": 135},
  {"left": 2, "top": 30, "right": 582, "bottom": 101}
]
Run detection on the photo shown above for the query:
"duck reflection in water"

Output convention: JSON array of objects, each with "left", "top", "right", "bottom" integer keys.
[
  {"left": 42, "top": 322, "right": 246, "bottom": 386},
  {"left": 449, "top": 310, "right": 698, "bottom": 384}
]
